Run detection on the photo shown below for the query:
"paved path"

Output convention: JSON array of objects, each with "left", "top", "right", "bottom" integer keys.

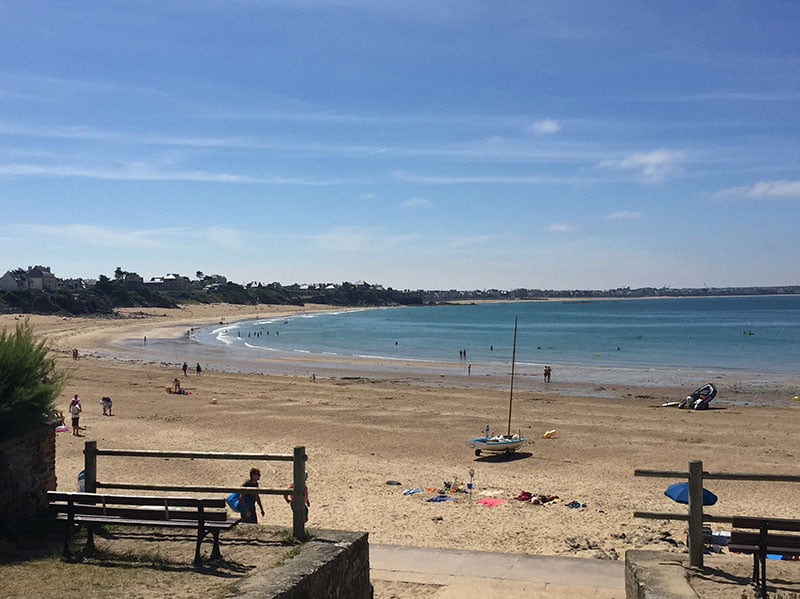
[{"left": 370, "top": 544, "right": 626, "bottom": 598}]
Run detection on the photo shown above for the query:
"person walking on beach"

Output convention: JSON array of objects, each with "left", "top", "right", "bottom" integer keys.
[
  {"left": 182, "top": 362, "right": 188, "bottom": 376},
  {"left": 543, "top": 365, "right": 552, "bottom": 383},
  {"left": 101, "top": 396, "right": 112, "bottom": 416},
  {"left": 196, "top": 362, "right": 202, "bottom": 375},
  {"left": 240, "top": 468, "right": 265, "bottom": 523}
]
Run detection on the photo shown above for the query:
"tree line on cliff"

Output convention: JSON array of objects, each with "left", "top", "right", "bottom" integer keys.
[{"left": 0, "top": 277, "right": 423, "bottom": 316}]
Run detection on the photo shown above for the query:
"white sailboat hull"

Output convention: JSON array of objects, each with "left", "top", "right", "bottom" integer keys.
[{"left": 466, "top": 436, "right": 525, "bottom": 455}]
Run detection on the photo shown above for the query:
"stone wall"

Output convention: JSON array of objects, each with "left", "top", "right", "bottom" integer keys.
[
  {"left": 0, "top": 423, "right": 57, "bottom": 529},
  {"left": 625, "top": 550, "right": 699, "bottom": 599},
  {"left": 237, "top": 528, "right": 372, "bottom": 599}
]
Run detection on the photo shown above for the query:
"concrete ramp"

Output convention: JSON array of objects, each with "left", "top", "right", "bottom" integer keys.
[{"left": 371, "top": 544, "right": 625, "bottom": 598}]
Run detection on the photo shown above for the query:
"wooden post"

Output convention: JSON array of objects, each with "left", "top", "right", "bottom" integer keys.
[
  {"left": 292, "top": 446, "right": 306, "bottom": 540},
  {"left": 688, "top": 459, "right": 704, "bottom": 568},
  {"left": 84, "top": 440, "right": 97, "bottom": 494}
]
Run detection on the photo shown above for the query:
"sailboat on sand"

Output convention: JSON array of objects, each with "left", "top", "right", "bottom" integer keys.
[{"left": 465, "top": 316, "right": 526, "bottom": 456}]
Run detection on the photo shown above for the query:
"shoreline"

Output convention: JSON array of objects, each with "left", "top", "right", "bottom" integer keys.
[
  {"left": 4, "top": 304, "right": 797, "bottom": 403},
  {"left": 9, "top": 302, "right": 792, "bottom": 405}
]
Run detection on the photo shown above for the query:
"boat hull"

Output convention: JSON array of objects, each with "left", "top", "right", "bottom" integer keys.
[{"left": 466, "top": 436, "right": 525, "bottom": 455}]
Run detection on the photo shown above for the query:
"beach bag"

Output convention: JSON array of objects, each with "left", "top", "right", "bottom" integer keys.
[{"left": 225, "top": 492, "right": 243, "bottom": 513}]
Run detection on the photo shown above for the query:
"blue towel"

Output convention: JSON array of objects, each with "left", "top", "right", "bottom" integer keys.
[
  {"left": 403, "top": 488, "right": 423, "bottom": 495},
  {"left": 426, "top": 495, "right": 458, "bottom": 502}
]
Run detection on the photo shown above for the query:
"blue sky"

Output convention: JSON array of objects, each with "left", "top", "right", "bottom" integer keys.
[{"left": 1, "top": 1, "right": 799, "bottom": 290}]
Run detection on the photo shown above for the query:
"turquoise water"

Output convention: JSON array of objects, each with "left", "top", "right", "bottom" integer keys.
[{"left": 195, "top": 296, "right": 800, "bottom": 374}]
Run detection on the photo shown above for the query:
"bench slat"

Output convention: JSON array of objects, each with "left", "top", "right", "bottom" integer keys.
[
  {"left": 54, "top": 514, "right": 238, "bottom": 530},
  {"left": 731, "top": 517, "right": 800, "bottom": 532},
  {"left": 50, "top": 504, "right": 229, "bottom": 521},
  {"left": 47, "top": 491, "right": 226, "bottom": 509},
  {"left": 730, "top": 544, "right": 800, "bottom": 556},
  {"left": 730, "top": 532, "right": 800, "bottom": 547}
]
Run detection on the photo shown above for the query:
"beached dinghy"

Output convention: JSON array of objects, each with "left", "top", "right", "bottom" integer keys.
[
  {"left": 661, "top": 383, "right": 717, "bottom": 410},
  {"left": 465, "top": 316, "right": 526, "bottom": 457},
  {"left": 466, "top": 434, "right": 525, "bottom": 456}
]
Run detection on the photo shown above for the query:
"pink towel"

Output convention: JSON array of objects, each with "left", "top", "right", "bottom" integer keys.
[{"left": 476, "top": 498, "right": 506, "bottom": 507}]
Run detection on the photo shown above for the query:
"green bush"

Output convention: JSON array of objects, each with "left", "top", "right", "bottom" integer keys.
[{"left": 0, "top": 320, "right": 66, "bottom": 441}]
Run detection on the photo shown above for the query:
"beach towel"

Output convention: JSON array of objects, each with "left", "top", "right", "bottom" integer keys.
[
  {"left": 426, "top": 495, "right": 458, "bottom": 502},
  {"left": 477, "top": 498, "right": 506, "bottom": 507},
  {"left": 403, "top": 488, "right": 423, "bottom": 496}
]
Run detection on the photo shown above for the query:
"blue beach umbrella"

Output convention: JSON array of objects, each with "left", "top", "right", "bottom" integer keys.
[{"left": 664, "top": 482, "right": 717, "bottom": 506}]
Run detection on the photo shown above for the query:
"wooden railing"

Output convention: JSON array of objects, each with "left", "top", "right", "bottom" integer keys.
[
  {"left": 83, "top": 440, "right": 309, "bottom": 540},
  {"left": 634, "top": 459, "right": 800, "bottom": 567}
]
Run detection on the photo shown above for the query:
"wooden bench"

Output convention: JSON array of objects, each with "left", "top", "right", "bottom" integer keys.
[
  {"left": 728, "top": 516, "right": 800, "bottom": 598},
  {"left": 48, "top": 491, "right": 239, "bottom": 565}
]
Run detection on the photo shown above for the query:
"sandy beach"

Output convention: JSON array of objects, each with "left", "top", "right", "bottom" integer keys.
[{"left": 4, "top": 304, "right": 799, "bottom": 592}]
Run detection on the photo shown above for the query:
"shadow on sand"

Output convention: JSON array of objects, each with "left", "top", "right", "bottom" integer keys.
[{"left": 473, "top": 451, "right": 533, "bottom": 463}]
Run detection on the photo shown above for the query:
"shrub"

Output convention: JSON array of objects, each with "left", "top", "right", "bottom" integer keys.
[{"left": 0, "top": 320, "right": 67, "bottom": 441}]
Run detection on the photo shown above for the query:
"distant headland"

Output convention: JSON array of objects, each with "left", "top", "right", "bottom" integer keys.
[{"left": 1, "top": 264, "right": 797, "bottom": 316}]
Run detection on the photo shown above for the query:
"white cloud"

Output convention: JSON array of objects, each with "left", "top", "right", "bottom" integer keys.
[
  {"left": 400, "top": 197, "right": 433, "bottom": 208},
  {"left": 0, "top": 162, "right": 364, "bottom": 185},
  {"left": 530, "top": 119, "right": 561, "bottom": 134},
  {"left": 548, "top": 223, "right": 574, "bottom": 232},
  {"left": 600, "top": 150, "right": 683, "bottom": 183},
  {"left": 314, "top": 228, "right": 373, "bottom": 252},
  {"left": 204, "top": 226, "right": 246, "bottom": 251},
  {"left": 393, "top": 171, "right": 604, "bottom": 185},
  {"left": 9, "top": 223, "right": 247, "bottom": 252},
  {"left": 606, "top": 210, "right": 643, "bottom": 220},
  {"left": 674, "top": 91, "right": 800, "bottom": 102},
  {"left": 446, "top": 233, "right": 505, "bottom": 248},
  {"left": 715, "top": 179, "right": 800, "bottom": 200},
  {"left": 14, "top": 224, "right": 173, "bottom": 249}
]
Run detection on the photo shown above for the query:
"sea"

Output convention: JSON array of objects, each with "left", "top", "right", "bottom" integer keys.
[{"left": 193, "top": 295, "right": 800, "bottom": 375}]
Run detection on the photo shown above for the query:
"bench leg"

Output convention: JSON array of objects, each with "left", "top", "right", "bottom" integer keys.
[
  {"left": 751, "top": 553, "right": 758, "bottom": 585},
  {"left": 85, "top": 523, "right": 96, "bottom": 555},
  {"left": 759, "top": 551, "right": 767, "bottom": 599},
  {"left": 194, "top": 527, "right": 207, "bottom": 566},
  {"left": 62, "top": 508, "right": 76, "bottom": 560},
  {"left": 209, "top": 530, "right": 222, "bottom": 561},
  {"left": 63, "top": 524, "right": 72, "bottom": 559}
]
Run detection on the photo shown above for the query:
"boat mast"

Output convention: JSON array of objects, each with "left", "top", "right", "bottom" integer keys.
[{"left": 506, "top": 316, "right": 518, "bottom": 436}]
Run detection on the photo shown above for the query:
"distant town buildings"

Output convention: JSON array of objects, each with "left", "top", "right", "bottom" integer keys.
[
  {"left": 0, "top": 265, "right": 798, "bottom": 301},
  {"left": 0, "top": 266, "right": 222, "bottom": 296},
  {"left": 0, "top": 266, "right": 64, "bottom": 292}
]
